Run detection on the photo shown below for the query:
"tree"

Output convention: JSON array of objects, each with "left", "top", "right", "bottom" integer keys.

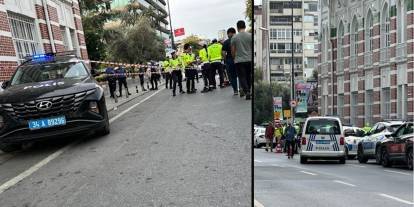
[
  {"left": 108, "top": 16, "right": 165, "bottom": 63},
  {"left": 254, "top": 81, "right": 290, "bottom": 124},
  {"left": 181, "top": 35, "right": 203, "bottom": 55},
  {"left": 245, "top": 0, "right": 253, "bottom": 28}
]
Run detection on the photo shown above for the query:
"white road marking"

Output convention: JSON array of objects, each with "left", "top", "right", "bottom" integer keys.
[
  {"left": 384, "top": 169, "right": 412, "bottom": 176},
  {"left": 0, "top": 89, "right": 164, "bottom": 195},
  {"left": 300, "top": 171, "right": 317, "bottom": 176},
  {"left": 254, "top": 160, "right": 263, "bottom": 163},
  {"left": 333, "top": 180, "right": 356, "bottom": 187},
  {"left": 347, "top": 164, "right": 366, "bottom": 168},
  {"left": 378, "top": 193, "right": 414, "bottom": 205},
  {"left": 254, "top": 199, "right": 265, "bottom": 207}
]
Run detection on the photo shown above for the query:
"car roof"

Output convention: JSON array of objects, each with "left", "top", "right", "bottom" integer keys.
[
  {"left": 376, "top": 121, "right": 405, "bottom": 126},
  {"left": 343, "top": 126, "right": 363, "bottom": 130},
  {"left": 306, "top": 116, "right": 341, "bottom": 122}
]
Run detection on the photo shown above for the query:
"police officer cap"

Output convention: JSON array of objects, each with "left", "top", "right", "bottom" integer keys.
[{"left": 212, "top": 39, "right": 218, "bottom": 43}]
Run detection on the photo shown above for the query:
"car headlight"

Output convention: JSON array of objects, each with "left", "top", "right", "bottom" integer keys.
[{"left": 89, "top": 101, "right": 100, "bottom": 114}]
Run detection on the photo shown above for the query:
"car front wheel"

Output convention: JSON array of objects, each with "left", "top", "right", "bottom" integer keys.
[
  {"left": 357, "top": 145, "right": 368, "bottom": 163},
  {"left": 375, "top": 146, "right": 382, "bottom": 164},
  {"left": 300, "top": 156, "right": 307, "bottom": 164},
  {"left": 339, "top": 157, "right": 346, "bottom": 164}
]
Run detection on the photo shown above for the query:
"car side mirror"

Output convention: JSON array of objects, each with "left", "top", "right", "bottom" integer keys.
[{"left": 1, "top": 81, "right": 9, "bottom": 89}]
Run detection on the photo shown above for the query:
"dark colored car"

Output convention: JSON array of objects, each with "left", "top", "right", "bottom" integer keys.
[
  {"left": 380, "top": 122, "right": 413, "bottom": 170},
  {"left": 0, "top": 52, "right": 110, "bottom": 152}
]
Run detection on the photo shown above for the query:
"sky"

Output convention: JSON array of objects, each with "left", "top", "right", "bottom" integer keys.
[{"left": 168, "top": 0, "right": 247, "bottom": 41}]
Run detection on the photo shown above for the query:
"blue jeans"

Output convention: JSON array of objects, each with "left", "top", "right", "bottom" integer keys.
[{"left": 225, "top": 58, "right": 238, "bottom": 92}]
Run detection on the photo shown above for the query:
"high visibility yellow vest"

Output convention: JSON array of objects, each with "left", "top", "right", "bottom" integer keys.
[
  {"left": 198, "top": 48, "right": 209, "bottom": 63},
  {"left": 180, "top": 53, "right": 195, "bottom": 68},
  {"left": 207, "top": 43, "right": 222, "bottom": 62},
  {"left": 169, "top": 58, "right": 181, "bottom": 70},
  {"left": 163, "top": 60, "right": 170, "bottom": 72}
]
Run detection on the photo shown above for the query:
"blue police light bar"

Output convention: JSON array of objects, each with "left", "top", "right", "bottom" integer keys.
[{"left": 30, "top": 53, "right": 54, "bottom": 63}]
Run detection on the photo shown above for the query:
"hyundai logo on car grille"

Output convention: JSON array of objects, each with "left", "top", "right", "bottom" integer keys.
[{"left": 36, "top": 101, "right": 52, "bottom": 110}]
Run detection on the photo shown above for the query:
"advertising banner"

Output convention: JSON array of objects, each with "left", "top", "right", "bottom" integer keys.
[
  {"left": 273, "top": 97, "right": 283, "bottom": 120},
  {"left": 295, "top": 83, "right": 312, "bottom": 113}
]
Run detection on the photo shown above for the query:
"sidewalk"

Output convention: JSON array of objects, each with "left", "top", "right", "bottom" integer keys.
[{"left": 99, "top": 78, "right": 165, "bottom": 111}]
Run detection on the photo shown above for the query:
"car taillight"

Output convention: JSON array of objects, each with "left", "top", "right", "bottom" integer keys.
[
  {"left": 302, "top": 137, "right": 306, "bottom": 145},
  {"left": 340, "top": 137, "right": 344, "bottom": 145},
  {"left": 89, "top": 101, "right": 99, "bottom": 113}
]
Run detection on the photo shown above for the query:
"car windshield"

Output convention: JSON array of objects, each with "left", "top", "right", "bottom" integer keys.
[
  {"left": 388, "top": 124, "right": 403, "bottom": 133},
  {"left": 354, "top": 129, "right": 366, "bottom": 137},
  {"left": 10, "top": 62, "right": 88, "bottom": 85},
  {"left": 305, "top": 119, "right": 341, "bottom": 134}
]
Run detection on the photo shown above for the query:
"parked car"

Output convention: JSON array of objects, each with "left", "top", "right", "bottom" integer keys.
[
  {"left": 343, "top": 126, "right": 365, "bottom": 159},
  {"left": 357, "top": 120, "right": 404, "bottom": 164},
  {"left": 254, "top": 127, "right": 266, "bottom": 148},
  {"left": 0, "top": 52, "right": 110, "bottom": 152},
  {"left": 379, "top": 122, "right": 413, "bottom": 170},
  {"left": 300, "top": 116, "right": 346, "bottom": 164}
]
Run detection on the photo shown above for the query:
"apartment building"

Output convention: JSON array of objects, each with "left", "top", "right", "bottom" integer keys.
[
  {"left": 317, "top": 0, "right": 413, "bottom": 126},
  {"left": 0, "top": 0, "right": 87, "bottom": 81},
  {"left": 254, "top": 5, "right": 266, "bottom": 80},
  {"left": 262, "top": 0, "right": 319, "bottom": 83}
]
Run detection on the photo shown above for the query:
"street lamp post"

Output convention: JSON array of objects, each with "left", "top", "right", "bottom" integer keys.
[
  {"left": 166, "top": 0, "right": 175, "bottom": 50},
  {"left": 259, "top": 27, "right": 270, "bottom": 83}
]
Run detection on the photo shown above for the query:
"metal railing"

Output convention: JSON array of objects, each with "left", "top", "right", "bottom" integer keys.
[
  {"left": 396, "top": 43, "right": 407, "bottom": 61},
  {"left": 364, "top": 51, "right": 372, "bottom": 67},
  {"left": 380, "top": 47, "right": 389, "bottom": 64}
]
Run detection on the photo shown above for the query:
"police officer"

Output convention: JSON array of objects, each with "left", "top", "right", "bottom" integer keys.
[
  {"left": 105, "top": 64, "right": 117, "bottom": 99},
  {"left": 163, "top": 57, "right": 172, "bottom": 89},
  {"left": 208, "top": 39, "right": 224, "bottom": 89},
  {"left": 181, "top": 43, "right": 196, "bottom": 94},
  {"left": 138, "top": 62, "right": 147, "bottom": 92},
  {"left": 199, "top": 43, "right": 210, "bottom": 93},
  {"left": 149, "top": 61, "right": 158, "bottom": 90},
  {"left": 116, "top": 65, "right": 131, "bottom": 97},
  {"left": 170, "top": 52, "right": 184, "bottom": 96}
]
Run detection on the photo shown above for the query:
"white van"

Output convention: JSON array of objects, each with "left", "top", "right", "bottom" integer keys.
[{"left": 300, "top": 116, "right": 346, "bottom": 164}]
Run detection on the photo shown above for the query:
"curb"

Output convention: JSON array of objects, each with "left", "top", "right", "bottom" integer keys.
[{"left": 106, "top": 83, "right": 165, "bottom": 112}]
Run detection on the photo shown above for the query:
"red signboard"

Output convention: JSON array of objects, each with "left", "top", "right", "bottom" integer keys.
[{"left": 174, "top": 28, "right": 185, "bottom": 37}]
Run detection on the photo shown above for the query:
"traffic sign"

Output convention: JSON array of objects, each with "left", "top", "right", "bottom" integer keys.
[{"left": 290, "top": 100, "right": 297, "bottom": 107}]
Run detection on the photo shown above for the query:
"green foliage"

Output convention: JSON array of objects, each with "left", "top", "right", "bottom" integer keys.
[
  {"left": 181, "top": 35, "right": 203, "bottom": 55},
  {"left": 246, "top": 0, "right": 253, "bottom": 28},
  {"left": 254, "top": 80, "right": 291, "bottom": 124}
]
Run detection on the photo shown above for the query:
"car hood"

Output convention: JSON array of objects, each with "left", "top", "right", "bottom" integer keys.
[{"left": 0, "top": 78, "right": 97, "bottom": 103}]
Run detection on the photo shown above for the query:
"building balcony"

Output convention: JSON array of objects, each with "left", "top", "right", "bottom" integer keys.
[
  {"left": 349, "top": 56, "right": 357, "bottom": 72},
  {"left": 270, "top": 49, "right": 302, "bottom": 54},
  {"left": 380, "top": 47, "right": 389, "bottom": 65},
  {"left": 364, "top": 51, "right": 372, "bottom": 67},
  {"left": 337, "top": 58, "right": 344, "bottom": 73},
  {"left": 396, "top": 43, "right": 407, "bottom": 61}
]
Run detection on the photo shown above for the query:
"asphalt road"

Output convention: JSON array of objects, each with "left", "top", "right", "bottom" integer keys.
[
  {"left": 254, "top": 148, "right": 414, "bottom": 207},
  {"left": 0, "top": 81, "right": 251, "bottom": 207}
]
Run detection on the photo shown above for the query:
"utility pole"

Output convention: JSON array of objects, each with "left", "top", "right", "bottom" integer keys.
[
  {"left": 290, "top": 0, "right": 295, "bottom": 124},
  {"left": 166, "top": 0, "right": 175, "bottom": 50}
]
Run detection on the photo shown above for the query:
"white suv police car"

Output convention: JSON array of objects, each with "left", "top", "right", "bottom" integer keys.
[
  {"left": 300, "top": 116, "right": 346, "bottom": 164},
  {"left": 357, "top": 120, "right": 404, "bottom": 164}
]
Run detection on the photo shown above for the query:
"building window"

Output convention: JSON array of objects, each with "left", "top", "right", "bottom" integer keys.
[
  {"left": 60, "top": 27, "right": 69, "bottom": 50},
  {"left": 381, "top": 87, "right": 391, "bottom": 119},
  {"left": 304, "top": 57, "right": 316, "bottom": 68},
  {"left": 337, "top": 94, "right": 344, "bottom": 118},
  {"left": 305, "top": 2, "right": 318, "bottom": 12},
  {"left": 396, "top": 0, "right": 406, "bottom": 43},
  {"left": 397, "top": 84, "right": 407, "bottom": 119},
  {"left": 70, "top": 29, "right": 80, "bottom": 56},
  {"left": 365, "top": 90, "right": 373, "bottom": 125},
  {"left": 7, "top": 12, "right": 42, "bottom": 63},
  {"left": 381, "top": 3, "right": 391, "bottom": 48},
  {"left": 351, "top": 92, "right": 358, "bottom": 125},
  {"left": 366, "top": 11, "right": 374, "bottom": 52},
  {"left": 304, "top": 15, "right": 314, "bottom": 23},
  {"left": 351, "top": 16, "right": 358, "bottom": 57}
]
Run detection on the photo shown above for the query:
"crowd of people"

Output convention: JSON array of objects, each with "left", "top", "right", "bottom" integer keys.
[
  {"left": 101, "top": 20, "right": 252, "bottom": 100},
  {"left": 265, "top": 120, "right": 302, "bottom": 159}
]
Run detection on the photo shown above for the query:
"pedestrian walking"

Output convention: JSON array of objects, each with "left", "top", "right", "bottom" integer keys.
[
  {"left": 170, "top": 52, "right": 184, "bottom": 96},
  {"left": 274, "top": 121, "right": 284, "bottom": 151},
  {"left": 105, "top": 64, "right": 117, "bottom": 99},
  {"left": 222, "top": 27, "right": 239, "bottom": 95},
  {"left": 181, "top": 44, "right": 196, "bottom": 94},
  {"left": 208, "top": 39, "right": 224, "bottom": 89},
  {"left": 163, "top": 57, "right": 173, "bottom": 89},
  {"left": 198, "top": 43, "right": 211, "bottom": 93},
  {"left": 284, "top": 121, "right": 297, "bottom": 159},
  {"left": 231, "top": 20, "right": 252, "bottom": 100},
  {"left": 116, "top": 65, "right": 131, "bottom": 97},
  {"left": 265, "top": 121, "right": 275, "bottom": 152}
]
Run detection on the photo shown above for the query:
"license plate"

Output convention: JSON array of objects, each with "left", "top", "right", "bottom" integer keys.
[
  {"left": 28, "top": 116, "right": 66, "bottom": 130},
  {"left": 315, "top": 140, "right": 330, "bottom": 144}
]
